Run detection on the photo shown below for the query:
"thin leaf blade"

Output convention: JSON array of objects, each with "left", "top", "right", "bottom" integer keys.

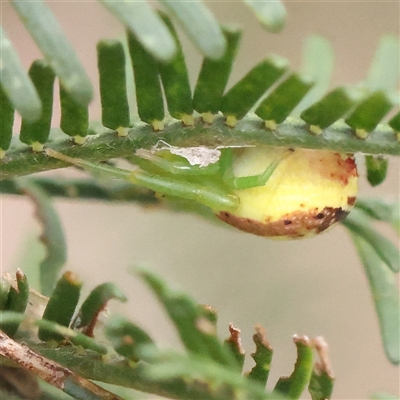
[
  {"left": 342, "top": 209, "right": 399, "bottom": 273},
  {"left": 0, "top": 27, "right": 41, "bottom": 122},
  {"left": 243, "top": 0, "right": 286, "bottom": 33},
  {"left": 367, "top": 35, "right": 399, "bottom": 92},
  {"left": 159, "top": 1, "right": 226, "bottom": 59},
  {"left": 99, "top": 0, "right": 176, "bottom": 62},
  {"left": 11, "top": 0, "right": 93, "bottom": 106},
  {"left": 350, "top": 234, "right": 400, "bottom": 365},
  {"left": 295, "top": 35, "right": 334, "bottom": 114},
  {"left": 16, "top": 179, "right": 67, "bottom": 296}
]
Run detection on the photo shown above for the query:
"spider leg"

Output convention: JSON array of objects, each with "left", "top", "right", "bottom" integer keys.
[
  {"left": 132, "top": 149, "right": 220, "bottom": 176},
  {"left": 228, "top": 160, "right": 280, "bottom": 190},
  {"left": 46, "top": 148, "right": 238, "bottom": 212}
]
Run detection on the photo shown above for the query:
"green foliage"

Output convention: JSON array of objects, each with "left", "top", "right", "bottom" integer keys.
[
  {"left": 1, "top": 1, "right": 399, "bottom": 162},
  {"left": 0, "top": 268, "right": 335, "bottom": 400},
  {"left": 0, "top": 2, "right": 399, "bottom": 399},
  {"left": 16, "top": 178, "right": 67, "bottom": 296}
]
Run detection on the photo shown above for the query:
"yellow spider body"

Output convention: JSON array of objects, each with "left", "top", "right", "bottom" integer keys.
[{"left": 217, "top": 147, "right": 358, "bottom": 239}]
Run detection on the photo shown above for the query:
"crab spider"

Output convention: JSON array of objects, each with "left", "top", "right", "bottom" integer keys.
[{"left": 46, "top": 145, "right": 358, "bottom": 239}]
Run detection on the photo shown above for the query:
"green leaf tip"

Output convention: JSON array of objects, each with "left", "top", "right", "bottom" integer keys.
[
  {"left": 38, "top": 271, "right": 82, "bottom": 342},
  {"left": 225, "top": 323, "right": 246, "bottom": 371},
  {"left": 160, "top": 1, "right": 227, "bottom": 59},
  {"left": 157, "top": 12, "right": 194, "bottom": 121},
  {"left": 244, "top": 0, "right": 286, "bottom": 33},
  {"left": 273, "top": 335, "right": 314, "bottom": 399},
  {"left": 193, "top": 27, "right": 242, "bottom": 116},
  {"left": 308, "top": 337, "right": 334, "bottom": 400},
  {"left": 365, "top": 155, "right": 389, "bottom": 186},
  {"left": 76, "top": 282, "right": 127, "bottom": 337},
  {"left": 367, "top": 35, "right": 399, "bottom": 92},
  {"left": 0, "top": 27, "right": 42, "bottom": 122},
  {"left": 11, "top": 0, "right": 93, "bottom": 107},
  {"left": 0, "top": 270, "right": 29, "bottom": 336},
  {"left": 294, "top": 35, "right": 334, "bottom": 114},
  {"left": 99, "top": 0, "right": 177, "bottom": 62},
  {"left": 247, "top": 324, "right": 273, "bottom": 385},
  {"left": 137, "top": 268, "right": 238, "bottom": 368},
  {"left": 127, "top": 29, "right": 164, "bottom": 126}
]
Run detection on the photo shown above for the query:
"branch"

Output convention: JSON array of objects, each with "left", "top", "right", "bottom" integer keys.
[{"left": 1, "top": 116, "right": 399, "bottom": 180}]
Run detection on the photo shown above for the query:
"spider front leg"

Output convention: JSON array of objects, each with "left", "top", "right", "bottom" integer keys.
[
  {"left": 45, "top": 149, "right": 239, "bottom": 212},
  {"left": 220, "top": 147, "right": 286, "bottom": 190}
]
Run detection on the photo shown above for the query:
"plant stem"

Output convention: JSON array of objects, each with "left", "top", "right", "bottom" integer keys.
[
  {"left": 1, "top": 116, "right": 399, "bottom": 180},
  {"left": 0, "top": 330, "right": 123, "bottom": 400}
]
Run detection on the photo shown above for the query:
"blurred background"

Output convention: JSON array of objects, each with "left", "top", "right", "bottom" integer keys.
[{"left": 1, "top": 1, "right": 399, "bottom": 399}]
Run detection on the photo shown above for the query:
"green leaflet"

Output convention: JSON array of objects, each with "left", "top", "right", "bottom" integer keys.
[
  {"left": 11, "top": 0, "right": 93, "bottom": 107},
  {"left": 365, "top": 155, "right": 389, "bottom": 186},
  {"left": 300, "top": 87, "right": 358, "bottom": 132},
  {"left": 221, "top": 56, "right": 288, "bottom": 125},
  {"left": 0, "top": 27, "right": 41, "bottom": 122},
  {"left": 76, "top": 283, "right": 127, "bottom": 337},
  {"left": 138, "top": 268, "right": 238, "bottom": 368},
  {"left": 388, "top": 111, "right": 400, "bottom": 133},
  {"left": 38, "top": 271, "right": 81, "bottom": 342},
  {"left": 224, "top": 324, "right": 246, "bottom": 371},
  {"left": 160, "top": 1, "right": 226, "bottom": 60},
  {"left": 247, "top": 325, "right": 273, "bottom": 385},
  {"left": 60, "top": 84, "right": 89, "bottom": 142},
  {"left": 345, "top": 90, "right": 394, "bottom": 135},
  {"left": 355, "top": 198, "right": 400, "bottom": 235},
  {"left": 97, "top": 40, "right": 130, "bottom": 133},
  {"left": 0, "top": 278, "right": 10, "bottom": 310},
  {"left": 16, "top": 179, "right": 67, "bottom": 296},
  {"left": 0, "top": 83, "right": 14, "bottom": 157},
  {"left": 273, "top": 337, "right": 314, "bottom": 399},
  {"left": 349, "top": 235, "right": 400, "bottom": 365},
  {"left": 193, "top": 27, "right": 242, "bottom": 118},
  {"left": 105, "top": 316, "right": 154, "bottom": 361},
  {"left": 1, "top": 271, "right": 29, "bottom": 337},
  {"left": 127, "top": 29, "right": 164, "bottom": 128},
  {"left": 342, "top": 209, "right": 399, "bottom": 273},
  {"left": 255, "top": 73, "right": 314, "bottom": 125},
  {"left": 243, "top": 0, "right": 286, "bottom": 33},
  {"left": 366, "top": 35, "right": 399, "bottom": 92},
  {"left": 99, "top": 0, "right": 176, "bottom": 62},
  {"left": 294, "top": 35, "right": 334, "bottom": 114},
  {"left": 157, "top": 13, "right": 193, "bottom": 123},
  {"left": 19, "top": 60, "right": 55, "bottom": 149},
  {"left": 36, "top": 318, "right": 107, "bottom": 355}
]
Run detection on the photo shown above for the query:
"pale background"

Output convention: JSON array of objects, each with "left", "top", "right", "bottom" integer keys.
[{"left": 1, "top": 1, "right": 399, "bottom": 399}]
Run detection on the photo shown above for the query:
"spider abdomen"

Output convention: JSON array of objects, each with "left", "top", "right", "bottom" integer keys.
[{"left": 217, "top": 147, "right": 358, "bottom": 239}]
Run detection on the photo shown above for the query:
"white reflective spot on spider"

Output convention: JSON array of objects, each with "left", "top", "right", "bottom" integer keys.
[
  {"left": 151, "top": 140, "right": 254, "bottom": 168},
  {"left": 152, "top": 140, "right": 221, "bottom": 167}
]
